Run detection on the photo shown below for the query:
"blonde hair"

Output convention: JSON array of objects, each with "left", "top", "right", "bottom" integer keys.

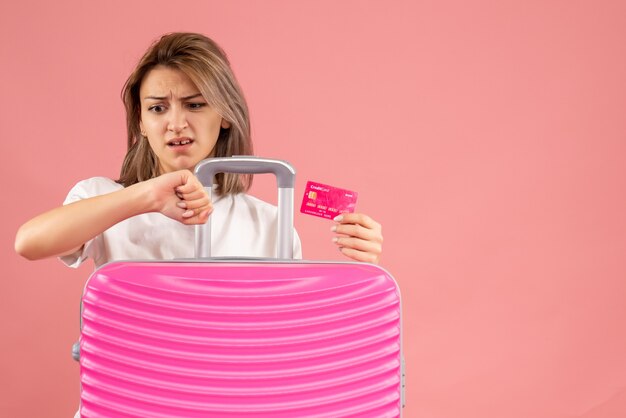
[{"left": 118, "top": 32, "right": 253, "bottom": 195}]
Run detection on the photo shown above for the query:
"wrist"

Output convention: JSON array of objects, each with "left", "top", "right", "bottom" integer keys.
[{"left": 126, "top": 180, "right": 158, "bottom": 214}]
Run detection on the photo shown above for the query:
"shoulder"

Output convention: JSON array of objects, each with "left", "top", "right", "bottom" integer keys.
[{"left": 64, "top": 177, "right": 123, "bottom": 204}]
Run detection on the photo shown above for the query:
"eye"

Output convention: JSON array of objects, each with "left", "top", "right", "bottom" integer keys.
[
  {"left": 148, "top": 105, "right": 165, "bottom": 113},
  {"left": 187, "top": 102, "right": 207, "bottom": 110}
]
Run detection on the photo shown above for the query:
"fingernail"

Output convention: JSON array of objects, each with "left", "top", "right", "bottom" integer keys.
[
  {"left": 176, "top": 202, "right": 187, "bottom": 209},
  {"left": 332, "top": 237, "right": 339, "bottom": 243},
  {"left": 182, "top": 210, "right": 194, "bottom": 218},
  {"left": 330, "top": 225, "right": 337, "bottom": 232},
  {"left": 333, "top": 215, "right": 343, "bottom": 222}
]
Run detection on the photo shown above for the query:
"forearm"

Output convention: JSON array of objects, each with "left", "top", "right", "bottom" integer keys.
[{"left": 15, "top": 182, "right": 154, "bottom": 260}]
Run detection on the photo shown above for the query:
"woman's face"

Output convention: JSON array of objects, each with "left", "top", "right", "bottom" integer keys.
[{"left": 139, "top": 65, "right": 230, "bottom": 174}]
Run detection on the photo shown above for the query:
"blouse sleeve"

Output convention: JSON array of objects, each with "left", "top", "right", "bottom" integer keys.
[{"left": 58, "top": 178, "right": 107, "bottom": 268}]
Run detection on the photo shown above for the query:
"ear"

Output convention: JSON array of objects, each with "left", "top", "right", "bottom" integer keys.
[
  {"left": 221, "top": 118, "right": 231, "bottom": 129},
  {"left": 139, "top": 121, "right": 145, "bottom": 136}
]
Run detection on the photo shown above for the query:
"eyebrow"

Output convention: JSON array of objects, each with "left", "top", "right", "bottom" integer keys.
[{"left": 143, "top": 93, "right": 203, "bottom": 101}]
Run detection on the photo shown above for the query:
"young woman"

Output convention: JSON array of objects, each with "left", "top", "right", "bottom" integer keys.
[{"left": 15, "top": 31, "right": 383, "bottom": 270}]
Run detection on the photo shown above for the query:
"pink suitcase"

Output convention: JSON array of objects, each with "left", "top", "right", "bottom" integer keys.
[{"left": 76, "top": 157, "right": 404, "bottom": 417}]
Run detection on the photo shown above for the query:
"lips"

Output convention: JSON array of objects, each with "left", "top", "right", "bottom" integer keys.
[{"left": 167, "top": 137, "right": 194, "bottom": 147}]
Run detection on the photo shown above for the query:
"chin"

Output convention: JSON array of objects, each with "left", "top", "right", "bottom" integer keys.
[{"left": 172, "top": 158, "right": 201, "bottom": 172}]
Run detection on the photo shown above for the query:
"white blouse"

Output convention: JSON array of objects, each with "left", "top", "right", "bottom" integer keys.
[{"left": 59, "top": 177, "right": 302, "bottom": 269}]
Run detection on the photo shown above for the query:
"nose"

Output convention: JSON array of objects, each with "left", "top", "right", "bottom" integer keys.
[{"left": 167, "top": 106, "right": 188, "bottom": 133}]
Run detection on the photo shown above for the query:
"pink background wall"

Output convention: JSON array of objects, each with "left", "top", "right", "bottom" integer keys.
[{"left": 2, "top": 1, "right": 626, "bottom": 417}]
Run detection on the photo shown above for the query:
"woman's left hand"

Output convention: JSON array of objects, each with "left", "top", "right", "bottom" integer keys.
[{"left": 331, "top": 213, "right": 383, "bottom": 264}]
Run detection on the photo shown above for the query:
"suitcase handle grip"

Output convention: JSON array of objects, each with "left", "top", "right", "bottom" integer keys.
[
  {"left": 195, "top": 156, "right": 295, "bottom": 188},
  {"left": 194, "top": 156, "right": 296, "bottom": 259}
]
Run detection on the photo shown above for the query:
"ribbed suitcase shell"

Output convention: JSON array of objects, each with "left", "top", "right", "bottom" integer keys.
[{"left": 78, "top": 260, "right": 402, "bottom": 417}]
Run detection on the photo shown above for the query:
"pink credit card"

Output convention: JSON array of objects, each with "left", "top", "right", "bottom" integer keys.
[{"left": 300, "top": 181, "right": 358, "bottom": 220}]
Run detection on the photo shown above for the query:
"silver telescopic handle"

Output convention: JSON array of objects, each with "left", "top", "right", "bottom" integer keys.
[{"left": 194, "top": 156, "right": 296, "bottom": 259}]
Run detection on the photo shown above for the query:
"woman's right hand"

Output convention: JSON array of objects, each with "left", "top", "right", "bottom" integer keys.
[
  {"left": 15, "top": 170, "right": 213, "bottom": 260},
  {"left": 147, "top": 170, "right": 213, "bottom": 225}
]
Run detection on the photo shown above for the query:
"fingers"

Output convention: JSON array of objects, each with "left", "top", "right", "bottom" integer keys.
[
  {"left": 178, "top": 196, "right": 212, "bottom": 220},
  {"left": 176, "top": 196, "right": 211, "bottom": 211},
  {"left": 333, "top": 235, "right": 381, "bottom": 254},
  {"left": 334, "top": 213, "right": 380, "bottom": 231},
  {"left": 176, "top": 183, "right": 207, "bottom": 201},
  {"left": 331, "top": 213, "right": 383, "bottom": 243},
  {"left": 338, "top": 247, "right": 381, "bottom": 264},
  {"left": 171, "top": 171, "right": 212, "bottom": 222},
  {"left": 331, "top": 212, "right": 383, "bottom": 264},
  {"left": 181, "top": 208, "right": 211, "bottom": 225},
  {"left": 181, "top": 206, "right": 212, "bottom": 219},
  {"left": 151, "top": 170, "right": 213, "bottom": 225},
  {"left": 331, "top": 223, "right": 379, "bottom": 242}
]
